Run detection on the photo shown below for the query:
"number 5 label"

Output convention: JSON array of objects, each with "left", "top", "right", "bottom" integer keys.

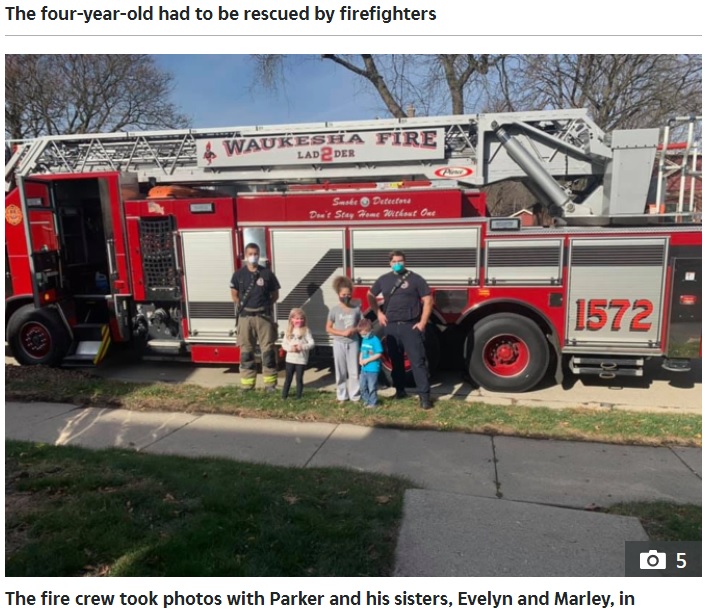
[{"left": 677, "top": 552, "right": 687, "bottom": 569}]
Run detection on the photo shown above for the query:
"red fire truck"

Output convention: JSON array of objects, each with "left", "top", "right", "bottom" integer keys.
[{"left": 4, "top": 110, "right": 702, "bottom": 392}]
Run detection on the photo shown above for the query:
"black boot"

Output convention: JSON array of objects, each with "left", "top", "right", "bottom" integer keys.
[
  {"left": 395, "top": 390, "right": 408, "bottom": 399},
  {"left": 419, "top": 395, "right": 434, "bottom": 410}
]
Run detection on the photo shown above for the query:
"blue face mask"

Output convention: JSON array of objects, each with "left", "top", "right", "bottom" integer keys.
[{"left": 391, "top": 262, "right": 405, "bottom": 273}]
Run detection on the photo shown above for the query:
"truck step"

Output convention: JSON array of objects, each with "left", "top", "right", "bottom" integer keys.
[
  {"left": 141, "top": 340, "right": 190, "bottom": 362},
  {"left": 146, "top": 339, "right": 184, "bottom": 352},
  {"left": 572, "top": 356, "right": 645, "bottom": 367},
  {"left": 63, "top": 324, "right": 112, "bottom": 366},
  {"left": 62, "top": 352, "right": 100, "bottom": 367},
  {"left": 661, "top": 358, "right": 691, "bottom": 373},
  {"left": 570, "top": 356, "right": 645, "bottom": 379},
  {"left": 72, "top": 323, "right": 107, "bottom": 341}
]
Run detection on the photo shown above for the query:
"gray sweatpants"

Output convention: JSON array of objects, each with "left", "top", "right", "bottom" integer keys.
[{"left": 333, "top": 341, "right": 361, "bottom": 401}]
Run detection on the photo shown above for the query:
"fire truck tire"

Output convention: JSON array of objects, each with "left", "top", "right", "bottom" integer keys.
[
  {"left": 468, "top": 313, "right": 549, "bottom": 393},
  {"left": 7, "top": 305, "right": 71, "bottom": 367},
  {"left": 380, "top": 323, "right": 441, "bottom": 388}
]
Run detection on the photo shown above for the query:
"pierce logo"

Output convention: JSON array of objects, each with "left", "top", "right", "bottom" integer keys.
[
  {"left": 360, "top": 197, "right": 370, "bottom": 208},
  {"left": 434, "top": 167, "right": 474, "bottom": 178}
]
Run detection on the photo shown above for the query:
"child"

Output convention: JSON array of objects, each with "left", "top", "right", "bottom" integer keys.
[
  {"left": 326, "top": 276, "right": 362, "bottom": 403},
  {"left": 357, "top": 318, "right": 383, "bottom": 408},
  {"left": 281, "top": 308, "right": 315, "bottom": 399}
]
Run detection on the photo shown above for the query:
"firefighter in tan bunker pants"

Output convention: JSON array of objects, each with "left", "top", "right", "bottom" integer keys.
[{"left": 230, "top": 243, "right": 281, "bottom": 391}]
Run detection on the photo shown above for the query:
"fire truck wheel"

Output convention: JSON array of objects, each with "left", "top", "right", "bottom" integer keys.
[
  {"left": 468, "top": 313, "right": 549, "bottom": 393},
  {"left": 7, "top": 305, "right": 71, "bottom": 367},
  {"left": 379, "top": 323, "right": 441, "bottom": 388}
]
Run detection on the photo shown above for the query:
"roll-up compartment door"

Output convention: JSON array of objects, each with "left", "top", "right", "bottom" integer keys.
[
  {"left": 566, "top": 237, "right": 667, "bottom": 349},
  {"left": 182, "top": 230, "right": 236, "bottom": 341},
  {"left": 352, "top": 227, "right": 480, "bottom": 285}
]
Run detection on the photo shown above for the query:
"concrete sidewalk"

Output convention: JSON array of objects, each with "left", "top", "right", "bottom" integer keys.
[{"left": 5, "top": 401, "right": 702, "bottom": 576}]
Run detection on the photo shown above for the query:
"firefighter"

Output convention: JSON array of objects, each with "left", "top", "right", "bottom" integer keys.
[
  {"left": 230, "top": 243, "right": 281, "bottom": 391},
  {"left": 367, "top": 250, "right": 434, "bottom": 410}
]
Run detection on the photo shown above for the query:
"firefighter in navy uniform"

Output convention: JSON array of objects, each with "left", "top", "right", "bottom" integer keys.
[
  {"left": 367, "top": 250, "right": 434, "bottom": 409},
  {"left": 230, "top": 243, "right": 281, "bottom": 391}
]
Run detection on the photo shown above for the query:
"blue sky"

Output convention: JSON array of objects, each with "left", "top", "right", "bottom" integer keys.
[{"left": 154, "top": 55, "right": 384, "bottom": 128}]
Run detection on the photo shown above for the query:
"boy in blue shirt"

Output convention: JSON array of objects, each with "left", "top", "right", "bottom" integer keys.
[{"left": 358, "top": 319, "right": 383, "bottom": 408}]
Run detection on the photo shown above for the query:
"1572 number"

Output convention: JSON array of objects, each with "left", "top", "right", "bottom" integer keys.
[{"left": 575, "top": 298, "right": 654, "bottom": 332}]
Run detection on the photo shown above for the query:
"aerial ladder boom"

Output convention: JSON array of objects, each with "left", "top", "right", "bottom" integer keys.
[{"left": 5, "top": 109, "right": 698, "bottom": 219}]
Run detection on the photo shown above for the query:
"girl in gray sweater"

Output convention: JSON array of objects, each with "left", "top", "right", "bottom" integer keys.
[{"left": 326, "top": 276, "right": 362, "bottom": 403}]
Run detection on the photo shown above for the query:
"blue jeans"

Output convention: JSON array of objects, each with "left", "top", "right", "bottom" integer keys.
[{"left": 360, "top": 371, "right": 379, "bottom": 406}]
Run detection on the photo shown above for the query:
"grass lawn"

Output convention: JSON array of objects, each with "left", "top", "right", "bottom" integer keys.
[
  {"left": 6, "top": 441, "right": 701, "bottom": 578},
  {"left": 5, "top": 440, "right": 409, "bottom": 577},
  {"left": 5, "top": 365, "right": 702, "bottom": 447},
  {"left": 606, "top": 502, "right": 702, "bottom": 541},
  {"left": 5, "top": 362, "right": 701, "bottom": 578}
]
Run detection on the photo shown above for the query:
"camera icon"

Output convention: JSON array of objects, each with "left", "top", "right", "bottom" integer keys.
[{"left": 640, "top": 550, "right": 667, "bottom": 570}]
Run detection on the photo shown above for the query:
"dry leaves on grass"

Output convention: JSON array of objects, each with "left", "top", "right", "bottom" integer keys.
[
  {"left": 82, "top": 564, "right": 111, "bottom": 576},
  {"left": 6, "top": 365, "right": 94, "bottom": 384}
]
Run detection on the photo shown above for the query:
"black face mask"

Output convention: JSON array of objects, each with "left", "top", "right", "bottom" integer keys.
[{"left": 339, "top": 296, "right": 351, "bottom": 304}]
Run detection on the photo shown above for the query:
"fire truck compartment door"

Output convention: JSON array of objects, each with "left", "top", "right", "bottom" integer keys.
[
  {"left": 271, "top": 229, "right": 346, "bottom": 345},
  {"left": 566, "top": 237, "right": 667, "bottom": 350},
  {"left": 181, "top": 230, "right": 236, "bottom": 341},
  {"left": 351, "top": 227, "right": 480, "bottom": 285}
]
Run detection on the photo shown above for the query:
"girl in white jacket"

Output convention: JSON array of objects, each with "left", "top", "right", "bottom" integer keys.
[{"left": 281, "top": 308, "right": 315, "bottom": 399}]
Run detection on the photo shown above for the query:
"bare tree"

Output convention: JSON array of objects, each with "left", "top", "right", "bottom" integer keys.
[
  {"left": 253, "top": 54, "right": 700, "bottom": 131},
  {"left": 483, "top": 183, "right": 537, "bottom": 217},
  {"left": 250, "top": 54, "right": 701, "bottom": 218},
  {"left": 5, "top": 55, "right": 189, "bottom": 140},
  {"left": 492, "top": 55, "right": 702, "bottom": 131},
  {"left": 252, "top": 54, "right": 498, "bottom": 117}
]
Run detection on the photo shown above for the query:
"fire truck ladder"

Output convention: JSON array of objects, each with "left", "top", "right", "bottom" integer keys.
[
  {"left": 5, "top": 109, "right": 610, "bottom": 201},
  {"left": 653, "top": 115, "right": 702, "bottom": 214},
  {"left": 6, "top": 109, "right": 694, "bottom": 220}
]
